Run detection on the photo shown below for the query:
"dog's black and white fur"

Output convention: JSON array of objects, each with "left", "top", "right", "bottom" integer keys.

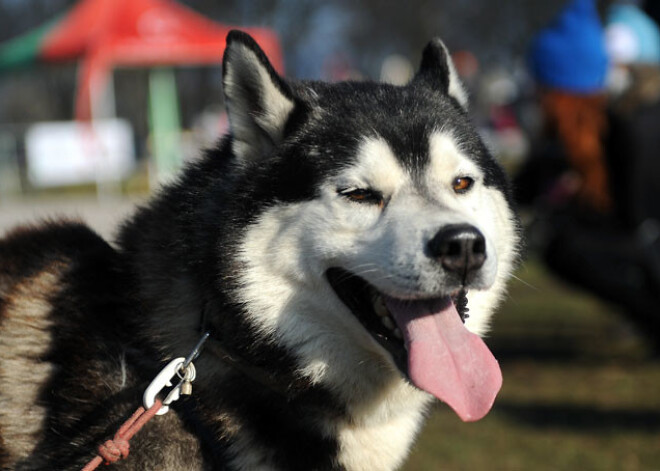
[{"left": 0, "top": 31, "right": 519, "bottom": 470}]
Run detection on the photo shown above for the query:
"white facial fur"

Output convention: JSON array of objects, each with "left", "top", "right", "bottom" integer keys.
[
  {"left": 234, "top": 133, "right": 517, "bottom": 469},
  {"left": 425, "top": 132, "right": 519, "bottom": 334}
]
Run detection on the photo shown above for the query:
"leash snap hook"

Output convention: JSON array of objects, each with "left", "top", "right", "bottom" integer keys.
[
  {"left": 143, "top": 358, "right": 193, "bottom": 416},
  {"left": 142, "top": 333, "right": 208, "bottom": 416}
]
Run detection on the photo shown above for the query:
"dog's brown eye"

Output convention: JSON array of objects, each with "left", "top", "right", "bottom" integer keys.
[
  {"left": 452, "top": 177, "right": 474, "bottom": 194},
  {"left": 339, "top": 188, "right": 384, "bottom": 208}
]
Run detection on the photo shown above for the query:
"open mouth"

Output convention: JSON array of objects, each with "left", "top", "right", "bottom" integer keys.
[
  {"left": 325, "top": 267, "right": 468, "bottom": 373},
  {"left": 325, "top": 266, "right": 502, "bottom": 422}
]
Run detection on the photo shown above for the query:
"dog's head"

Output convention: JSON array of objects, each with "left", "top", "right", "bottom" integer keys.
[{"left": 222, "top": 31, "right": 519, "bottom": 422}]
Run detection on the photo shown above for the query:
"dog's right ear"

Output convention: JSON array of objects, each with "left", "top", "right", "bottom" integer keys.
[
  {"left": 412, "top": 38, "right": 468, "bottom": 110},
  {"left": 223, "top": 30, "right": 296, "bottom": 161}
]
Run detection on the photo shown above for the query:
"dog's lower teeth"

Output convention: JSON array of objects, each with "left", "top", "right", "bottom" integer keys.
[{"left": 382, "top": 317, "right": 395, "bottom": 331}]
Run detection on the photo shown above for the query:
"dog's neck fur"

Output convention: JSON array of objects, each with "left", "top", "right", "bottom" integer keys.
[
  {"left": 125, "top": 267, "right": 431, "bottom": 470},
  {"left": 118, "top": 216, "right": 430, "bottom": 470}
]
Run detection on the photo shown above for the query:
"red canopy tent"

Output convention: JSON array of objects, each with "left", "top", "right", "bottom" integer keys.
[
  {"left": 0, "top": 0, "right": 283, "bottom": 187},
  {"left": 32, "top": 0, "right": 283, "bottom": 120}
]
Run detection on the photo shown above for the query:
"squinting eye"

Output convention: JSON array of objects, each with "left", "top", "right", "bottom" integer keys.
[
  {"left": 338, "top": 188, "right": 384, "bottom": 208},
  {"left": 452, "top": 176, "right": 474, "bottom": 194}
]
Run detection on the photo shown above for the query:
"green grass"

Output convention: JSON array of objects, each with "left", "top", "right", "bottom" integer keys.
[{"left": 403, "top": 258, "right": 660, "bottom": 471}]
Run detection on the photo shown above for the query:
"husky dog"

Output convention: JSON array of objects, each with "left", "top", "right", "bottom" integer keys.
[{"left": 0, "top": 31, "right": 519, "bottom": 470}]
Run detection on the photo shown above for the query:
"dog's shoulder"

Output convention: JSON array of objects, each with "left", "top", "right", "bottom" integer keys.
[
  {"left": 0, "top": 221, "right": 209, "bottom": 470},
  {"left": 0, "top": 220, "right": 115, "bottom": 304},
  {"left": 0, "top": 221, "right": 123, "bottom": 467},
  {"left": 0, "top": 220, "right": 114, "bottom": 273}
]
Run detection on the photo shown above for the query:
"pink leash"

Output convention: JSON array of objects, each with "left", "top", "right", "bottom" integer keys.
[
  {"left": 81, "top": 334, "right": 209, "bottom": 470},
  {"left": 81, "top": 398, "right": 163, "bottom": 470}
]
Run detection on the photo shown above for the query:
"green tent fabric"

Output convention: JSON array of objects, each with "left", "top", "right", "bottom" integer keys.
[{"left": 0, "top": 18, "right": 61, "bottom": 70}]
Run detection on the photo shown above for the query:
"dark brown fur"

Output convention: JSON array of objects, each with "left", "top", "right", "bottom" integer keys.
[{"left": 0, "top": 222, "right": 205, "bottom": 470}]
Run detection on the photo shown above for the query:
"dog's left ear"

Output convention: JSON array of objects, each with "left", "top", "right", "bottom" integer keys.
[
  {"left": 223, "top": 30, "right": 296, "bottom": 161},
  {"left": 412, "top": 38, "right": 468, "bottom": 110}
]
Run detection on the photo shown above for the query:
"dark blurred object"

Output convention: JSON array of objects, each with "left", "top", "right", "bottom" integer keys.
[
  {"left": 520, "top": 0, "right": 660, "bottom": 347},
  {"left": 607, "top": 64, "right": 660, "bottom": 227},
  {"left": 544, "top": 216, "right": 660, "bottom": 346},
  {"left": 644, "top": 0, "right": 660, "bottom": 32}
]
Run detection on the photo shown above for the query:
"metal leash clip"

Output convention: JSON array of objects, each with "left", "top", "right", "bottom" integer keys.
[
  {"left": 143, "top": 358, "right": 196, "bottom": 415},
  {"left": 142, "top": 333, "right": 209, "bottom": 415}
]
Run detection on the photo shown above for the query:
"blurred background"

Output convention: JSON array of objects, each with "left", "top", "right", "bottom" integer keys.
[{"left": 1, "top": 0, "right": 659, "bottom": 469}]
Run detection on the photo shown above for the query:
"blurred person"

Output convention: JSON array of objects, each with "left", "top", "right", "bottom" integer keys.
[
  {"left": 520, "top": 0, "right": 660, "bottom": 347},
  {"left": 605, "top": 2, "right": 660, "bottom": 227},
  {"left": 523, "top": 0, "right": 611, "bottom": 215}
]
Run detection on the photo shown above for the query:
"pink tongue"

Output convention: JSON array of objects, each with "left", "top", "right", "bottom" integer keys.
[{"left": 385, "top": 297, "right": 502, "bottom": 422}]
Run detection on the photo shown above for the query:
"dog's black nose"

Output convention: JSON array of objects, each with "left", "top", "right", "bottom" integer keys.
[{"left": 428, "top": 224, "right": 486, "bottom": 279}]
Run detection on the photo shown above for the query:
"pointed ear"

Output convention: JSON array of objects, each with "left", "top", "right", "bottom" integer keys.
[
  {"left": 223, "top": 30, "right": 296, "bottom": 161},
  {"left": 412, "top": 38, "right": 468, "bottom": 110}
]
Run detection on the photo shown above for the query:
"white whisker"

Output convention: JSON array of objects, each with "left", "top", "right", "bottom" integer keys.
[{"left": 510, "top": 274, "right": 540, "bottom": 291}]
